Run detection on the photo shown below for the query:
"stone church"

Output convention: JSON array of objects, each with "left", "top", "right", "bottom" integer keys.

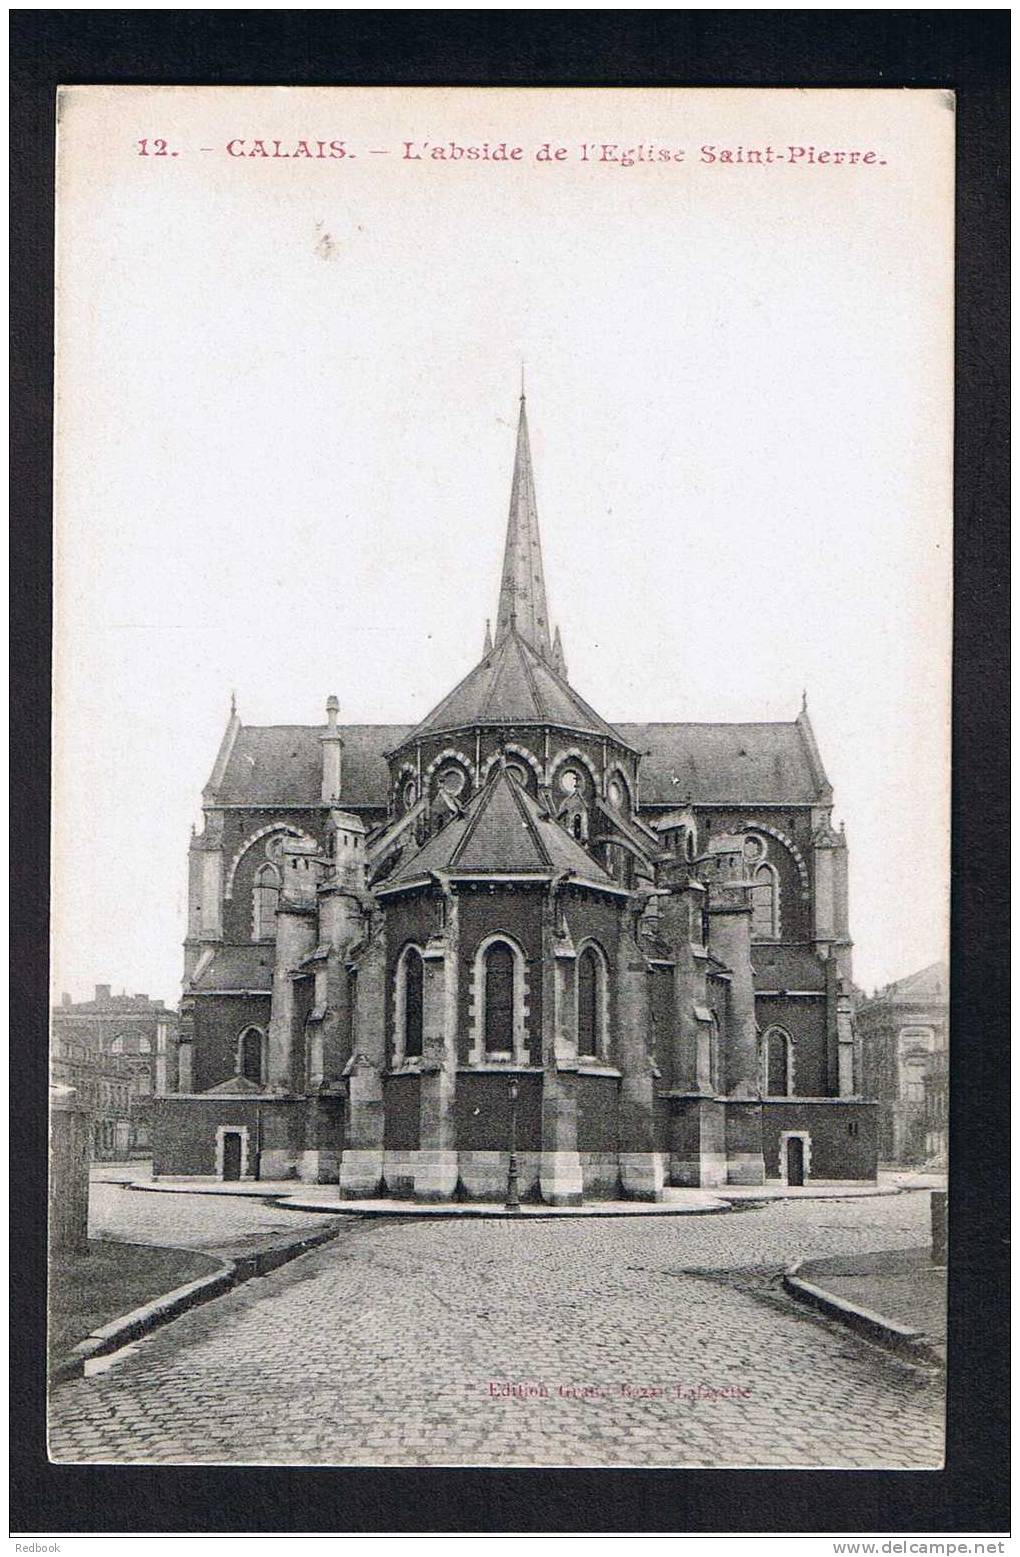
[{"left": 153, "top": 394, "right": 877, "bottom": 1200}]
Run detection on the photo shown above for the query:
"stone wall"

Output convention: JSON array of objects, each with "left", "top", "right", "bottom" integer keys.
[
  {"left": 761, "top": 1098, "right": 877, "bottom": 1181},
  {"left": 49, "top": 1086, "right": 90, "bottom": 1256}
]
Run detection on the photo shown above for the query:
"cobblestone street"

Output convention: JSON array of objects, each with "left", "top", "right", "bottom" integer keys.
[
  {"left": 49, "top": 1190, "right": 944, "bottom": 1468},
  {"left": 86, "top": 1180, "right": 338, "bottom": 1255}
]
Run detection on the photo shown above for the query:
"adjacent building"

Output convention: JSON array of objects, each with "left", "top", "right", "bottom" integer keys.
[
  {"left": 858, "top": 962, "right": 948, "bottom": 1165},
  {"left": 51, "top": 987, "right": 179, "bottom": 1158},
  {"left": 153, "top": 393, "right": 877, "bottom": 1199}
]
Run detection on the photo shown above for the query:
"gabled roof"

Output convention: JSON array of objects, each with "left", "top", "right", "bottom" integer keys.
[
  {"left": 616, "top": 716, "right": 829, "bottom": 805},
  {"left": 401, "top": 626, "right": 627, "bottom": 747},
  {"left": 212, "top": 723, "right": 412, "bottom": 807},
  {"left": 380, "top": 765, "right": 619, "bottom": 891},
  {"left": 201, "top": 1074, "right": 264, "bottom": 1096}
]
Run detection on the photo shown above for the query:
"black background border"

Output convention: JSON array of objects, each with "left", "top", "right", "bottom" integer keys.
[{"left": 10, "top": 9, "right": 1009, "bottom": 1537}]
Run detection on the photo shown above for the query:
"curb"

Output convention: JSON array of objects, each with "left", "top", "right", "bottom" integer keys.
[
  {"left": 50, "top": 1221, "right": 346, "bottom": 1385},
  {"left": 278, "top": 1199, "right": 731, "bottom": 1219},
  {"left": 783, "top": 1261, "right": 944, "bottom": 1366},
  {"left": 122, "top": 1180, "right": 733, "bottom": 1218}
]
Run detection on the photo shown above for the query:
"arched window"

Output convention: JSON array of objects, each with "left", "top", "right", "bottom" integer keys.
[
  {"left": 484, "top": 942, "right": 515, "bottom": 1054},
  {"left": 750, "top": 863, "right": 779, "bottom": 939},
  {"left": 577, "top": 946, "right": 607, "bottom": 1059},
  {"left": 763, "top": 1027, "right": 793, "bottom": 1096},
  {"left": 238, "top": 1026, "right": 265, "bottom": 1085},
  {"left": 253, "top": 862, "right": 281, "bottom": 941},
  {"left": 110, "top": 1036, "right": 125, "bottom": 1054},
  {"left": 403, "top": 948, "right": 424, "bottom": 1059}
]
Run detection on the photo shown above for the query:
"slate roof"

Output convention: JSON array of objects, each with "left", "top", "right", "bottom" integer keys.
[
  {"left": 616, "top": 720, "right": 827, "bottom": 806},
  {"left": 189, "top": 945, "right": 275, "bottom": 993},
  {"left": 208, "top": 717, "right": 828, "bottom": 811},
  {"left": 213, "top": 723, "right": 412, "bottom": 807},
  {"left": 380, "top": 765, "right": 619, "bottom": 890},
  {"left": 401, "top": 627, "right": 627, "bottom": 747},
  {"left": 860, "top": 962, "right": 948, "bottom": 1007}
]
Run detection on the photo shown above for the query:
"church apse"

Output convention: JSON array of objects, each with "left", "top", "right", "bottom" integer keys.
[{"left": 154, "top": 391, "right": 876, "bottom": 1197}]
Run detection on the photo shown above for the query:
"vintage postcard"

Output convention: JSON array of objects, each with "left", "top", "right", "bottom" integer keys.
[{"left": 49, "top": 85, "right": 953, "bottom": 1469}]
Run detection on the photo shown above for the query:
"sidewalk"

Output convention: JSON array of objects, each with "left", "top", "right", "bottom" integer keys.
[{"left": 786, "top": 1246, "right": 946, "bottom": 1365}]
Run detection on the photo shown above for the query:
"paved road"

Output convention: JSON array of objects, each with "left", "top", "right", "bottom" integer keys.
[
  {"left": 87, "top": 1181, "right": 336, "bottom": 1255},
  {"left": 50, "top": 1191, "right": 944, "bottom": 1468}
]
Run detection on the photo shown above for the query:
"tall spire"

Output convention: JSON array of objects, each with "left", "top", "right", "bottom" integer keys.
[{"left": 495, "top": 390, "right": 553, "bottom": 661}]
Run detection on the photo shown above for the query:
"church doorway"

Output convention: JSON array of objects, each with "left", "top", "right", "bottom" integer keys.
[
  {"left": 221, "top": 1131, "right": 243, "bottom": 1181},
  {"left": 786, "top": 1136, "right": 805, "bottom": 1186}
]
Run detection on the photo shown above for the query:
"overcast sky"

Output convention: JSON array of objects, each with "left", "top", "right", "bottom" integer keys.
[{"left": 53, "top": 87, "right": 953, "bottom": 1005}]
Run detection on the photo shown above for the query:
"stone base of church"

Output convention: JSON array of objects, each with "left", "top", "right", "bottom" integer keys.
[
  {"left": 618, "top": 1151, "right": 665, "bottom": 1201},
  {"left": 337, "top": 1148, "right": 385, "bottom": 1197},
  {"left": 457, "top": 1150, "right": 541, "bottom": 1201},
  {"left": 413, "top": 1148, "right": 460, "bottom": 1202},
  {"left": 297, "top": 1148, "right": 341, "bottom": 1184},
  {"left": 539, "top": 1150, "right": 585, "bottom": 1206},
  {"left": 724, "top": 1100, "right": 767, "bottom": 1185},
  {"left": 667, "top": 1096, "right": 728, "bottom": 1188},
  {"left": 151, "top": 1094, "right": 878, "bottom": 1196}
]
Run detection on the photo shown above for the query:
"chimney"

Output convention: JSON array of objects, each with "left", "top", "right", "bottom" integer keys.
[{"left": 320, "top": 694, "right": 344, "bottom": 804}]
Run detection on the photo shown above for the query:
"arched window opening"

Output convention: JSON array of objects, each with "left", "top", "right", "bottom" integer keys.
[
  {"left": 750, "top": 863, "right": 779, "bottom": 939},
  {"left": 577, "top": 947, "right": 600, "bottom": 1058},
  {"left": 404, "top": 948, "right": 424, "bottom": 1059},
  {"left": 254, "top": 862, "right": 281, "bottom": 941},
  {"left": 239, "top": 1026, "right": 264, "bottom": 1085},
  {"left": 764, "top": 1028, "right": 793, "bottom": 1097},
  {"left": 572, "top": 814, "right": 584, "bottom": 840},
  {"left": 484, "top": 942, "right": 515, "bottom": 1054}
]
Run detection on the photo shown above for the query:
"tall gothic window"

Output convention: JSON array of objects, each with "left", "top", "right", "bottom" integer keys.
[
  {"left": 404, "top": 948, "right": 424, "bottom": 1059},
  {"left": 254, "top": 862, "right": 281, "bottom": 940},
  {"left": 750, "top": 863, "right": 779, "bottom": 940},
  {"left": 577, "top": 947, "right": 601, "bottom": 1058},
  {"left": 484, "top": 942, "right": 515, "bottom": 1054},
  {"left": 239, "top": 1026, "right": 265, "bottom": 1084},
  {"left": 764, "top": 1028, "right": 792, "bottom": 1096}
]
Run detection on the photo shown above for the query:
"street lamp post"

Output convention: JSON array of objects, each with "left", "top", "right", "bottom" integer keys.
[{"left": 505, "top": 1076, "right": 521, "bottom": 1212}]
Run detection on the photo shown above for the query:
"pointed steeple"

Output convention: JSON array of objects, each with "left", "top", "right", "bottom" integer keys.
[
  {"left": 483, "top": 618, "right": 493, "bottom": 657},
  {"left": 494, "top": 391, "right": 553, "bottom": 661},
  {"left": 551, "top": 624, "right": 567, "bottom": 680}
]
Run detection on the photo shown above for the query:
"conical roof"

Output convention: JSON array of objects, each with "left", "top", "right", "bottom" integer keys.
[
  {"left": 378, "top": 764, "right": 622, "bottom": 890},
  {"left": 405, "top": 625, "right": 626, "bottom": 745}
]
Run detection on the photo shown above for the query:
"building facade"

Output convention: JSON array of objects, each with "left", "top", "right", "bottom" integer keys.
[
  {"left": 51, "top": 986, "right": 179, "bottom": 1158},
  {"left": 153, "top": 395, "right": 876, "bottom": 1200},
  {"left": 858, "top": 962, "right": 948, "bottom": 1165}
]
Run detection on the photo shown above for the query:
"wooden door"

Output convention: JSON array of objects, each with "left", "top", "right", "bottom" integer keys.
[
  {"left": 222, "top": 1131, "right": 242, "bottom": 1181},
  {"left": 787, "top": 1136, "right": 805, "bottom": 1186}
]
